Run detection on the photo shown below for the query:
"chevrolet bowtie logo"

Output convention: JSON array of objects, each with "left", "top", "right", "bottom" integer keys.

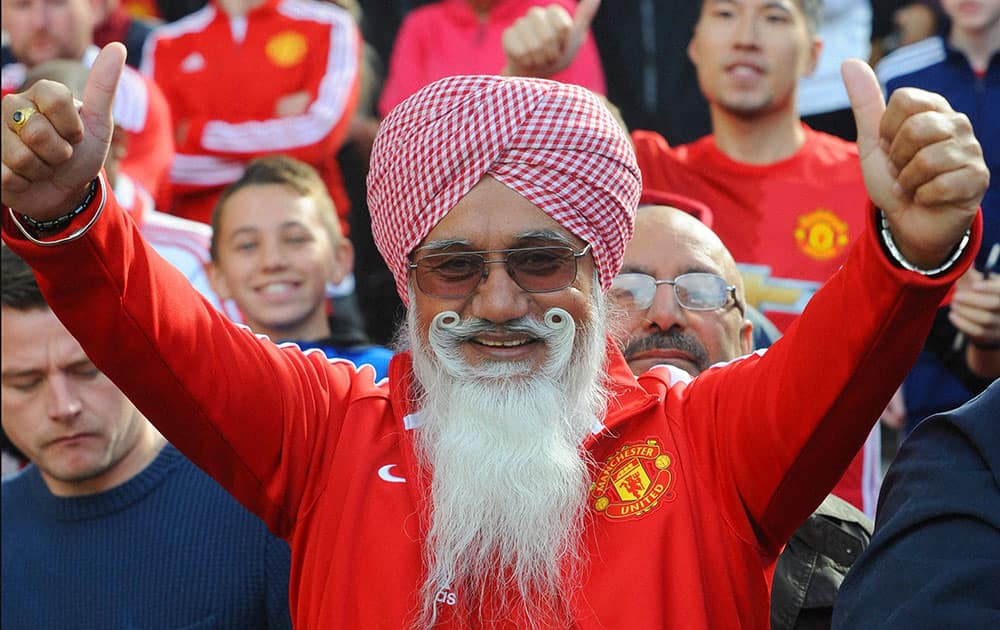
[{"left": 738, "top": 264, "right": 820, "bottom": 315}]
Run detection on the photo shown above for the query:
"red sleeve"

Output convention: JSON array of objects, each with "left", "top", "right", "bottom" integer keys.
[
  {"left": 1, "top": 177, "right": 379, "bottom": 539},
  {"left": 180, "top": 16, "right": 361, "bottom": 164},
  {"left": 674, "top": 207, "right": 983, "bottom": 554}
]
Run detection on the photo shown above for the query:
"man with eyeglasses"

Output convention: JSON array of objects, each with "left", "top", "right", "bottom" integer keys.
[
  {"left": 611, "top": 202, "right": 752, "bottom": 377},
  {"left": 611, "top": 202, "right": 874, "bottom": 630},
  {"left": 0, "top": 44, "right": 988, "bottom": 629}
]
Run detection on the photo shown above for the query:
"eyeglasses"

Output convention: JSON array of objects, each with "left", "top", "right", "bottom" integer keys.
[
  {"left": 610, "top": 272, "right": 745, "bottom": 316},
  {"left": 408, "top": 244, "right": 592, "bottom": 299}
]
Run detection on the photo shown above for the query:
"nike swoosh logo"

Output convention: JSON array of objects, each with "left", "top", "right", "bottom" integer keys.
[{"left": 378, "top": 464, "right": 406, "bottom": 483}]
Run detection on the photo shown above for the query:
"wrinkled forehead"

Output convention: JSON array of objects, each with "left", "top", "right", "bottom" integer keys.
[{"left": 1, "top": 306, "right": 87, "bottom": 368}]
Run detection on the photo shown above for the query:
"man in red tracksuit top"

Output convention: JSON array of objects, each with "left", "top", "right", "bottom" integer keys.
[
  {"left": 1, "top": 45, "right": 987, "bottom": 629},
  {"left": 140, "top": 0, "right": 361, "bottom": 228}
]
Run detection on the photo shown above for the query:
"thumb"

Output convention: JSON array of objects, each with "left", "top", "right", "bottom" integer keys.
[
  {"left": 572, "top": 0, "right": 601, "bottom": 34},
  {"left": 842, "top": 59, "right": 885, "bottom": 156},
  {"left": 81, "top": 43, "right": 126, "bottom": 133}
]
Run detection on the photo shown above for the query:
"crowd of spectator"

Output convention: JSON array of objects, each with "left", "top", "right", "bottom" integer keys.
[{"left": 1, "top": 0, "right": 997, "bottom": 628}]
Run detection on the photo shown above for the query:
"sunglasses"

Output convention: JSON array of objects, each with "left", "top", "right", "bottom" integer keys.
[{"left": 409, "top": 244, "right": 592, "bottom": 299}]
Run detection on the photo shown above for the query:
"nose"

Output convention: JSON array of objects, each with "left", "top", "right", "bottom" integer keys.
[
  {"left": 733, "top": 13, "right": 761, "bottom": 48},
  {"left": 467, "top": 260, "right": 532, "bottom": 323},
  {"left": 46, "top": 374, "right": 83, "bottom": 423},
  {"left": 643, "top": 285, "right": 688, "bottom": 332},
  {"left": 29, "top": 2, "right": 49, "bottom": 29},
  {"left": 258, "top": 238, "right": 289, "bottom": 271}
]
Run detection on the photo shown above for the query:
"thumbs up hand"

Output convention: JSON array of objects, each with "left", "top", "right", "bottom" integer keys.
[
  {"left": 844, "top": 58, "right": 988, "bottom": 270},
  {"left": 502, "top": 0, "right": 600, "bottom": 80},
  {"left": 1, "top": 43, "right": 125, "bottom": 220}
]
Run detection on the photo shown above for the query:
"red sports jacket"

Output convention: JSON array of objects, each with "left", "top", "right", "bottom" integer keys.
[{"left": 2, "top": 180, "right": 979, "bottom": 628}]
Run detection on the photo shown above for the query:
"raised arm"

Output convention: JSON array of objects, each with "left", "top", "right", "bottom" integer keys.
[
  {"left": 681, "top": 60, "right": 988, "bottom": 552},
  {"left": 1, "top": 44, "right": 370, "bottom": 538}
]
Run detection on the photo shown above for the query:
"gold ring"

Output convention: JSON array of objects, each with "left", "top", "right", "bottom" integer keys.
[{"left": 11, "top": 107, "right": 36, "bottom": 133}]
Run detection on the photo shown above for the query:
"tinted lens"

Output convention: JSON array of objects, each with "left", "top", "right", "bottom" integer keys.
[
  {"left": 674, "top": 273, "right": 727, "bottom": 310},
  {"left": 609, "top": 273, "right": 656, "bottom": 311},
  {"left": 415, "top": 253, "right": 484, "bottom": 297},
  {"left": 507, "top": 247, "right": 578, "bottom": 291}
]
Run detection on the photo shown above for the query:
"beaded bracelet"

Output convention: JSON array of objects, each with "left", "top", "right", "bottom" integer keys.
[
  {"left": 18, "top": 178, "right": 98, "bottom": 233},
  {"left": 878, "top": 210, "right": 970, "bottom": 277},
  {"left": 8, "top": 173, "right": 107, "bottom": 247}
]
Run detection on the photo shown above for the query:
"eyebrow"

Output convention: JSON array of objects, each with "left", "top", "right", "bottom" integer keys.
[
  {"left": 1, "top": 358, "right": 96, "bottom": 380},
  {"left": 708, "top": 0, "right": 793, "bottom": 10},
  {"left": 0, "top": 368, "right": 41, "bottom": 381},
  {"left": 516, "top": 230, "right": 576, "bottom": 247},
  {"left": 226, "top": 226, "right": 260, "bottom": 240},
  {"left": 416, "top": 230, "right": 577, "bottom": 253},
  {"left": 227, "top": 220, "right": 312, "bottom": 237},
  {"left": 619, "top": 263, "right": 720, "bottom": 277}
]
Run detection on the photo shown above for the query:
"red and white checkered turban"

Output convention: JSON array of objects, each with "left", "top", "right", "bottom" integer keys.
[{"left": 367, "top": 75, "right": 642, "bottom": 305}]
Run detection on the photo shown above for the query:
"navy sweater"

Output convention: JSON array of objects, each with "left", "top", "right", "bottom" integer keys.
[{"left": 2, "top": 444, "right": 292, "bottom": 629}]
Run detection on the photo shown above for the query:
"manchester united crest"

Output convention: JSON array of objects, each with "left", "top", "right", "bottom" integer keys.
[
  {"left": 265, "top": 31, "right": 309, "bottom": 68},
  {"left": 794, "top": 208, "right": 850, "bottom": 260},
  {"left": 592, "top": 439, "right": 676, "bottom": 521}
]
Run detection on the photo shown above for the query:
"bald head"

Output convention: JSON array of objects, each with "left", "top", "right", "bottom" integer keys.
[
  {"left": 634, "top": 205, "right": 745, "bottom": 302},
  {"left": 614, "top": 204, "right": 752, "bottom": 377}
]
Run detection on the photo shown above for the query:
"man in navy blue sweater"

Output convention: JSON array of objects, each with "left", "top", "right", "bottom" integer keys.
[
  {"left": 833, "top": 379, "right": 1000, "bottom": 628},
  {"left": 0, "top": 243, "right": 292, "bottom": 629}
]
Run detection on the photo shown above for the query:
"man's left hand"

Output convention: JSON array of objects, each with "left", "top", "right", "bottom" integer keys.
[{"left": 843, "top": 59, "right": 988, "bottom": 270}]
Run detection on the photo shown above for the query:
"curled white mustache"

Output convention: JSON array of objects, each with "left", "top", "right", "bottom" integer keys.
[{"left": 428, "top": 308, "right": 576, "bottom": 380}]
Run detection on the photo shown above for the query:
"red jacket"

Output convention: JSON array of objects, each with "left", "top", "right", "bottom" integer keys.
[
  {"left": 141, "top": 0, "right": 361, "bottom": 228},
  {"left": 2, "top": 180, "right": 979, "bottom": 629},
  {"left": 633, "top": 127, "right": 879, "bottom": 515}
]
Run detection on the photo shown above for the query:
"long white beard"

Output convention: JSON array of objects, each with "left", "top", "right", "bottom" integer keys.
[{"left": 406, "top": 294, "right": 610, "bottom": 628}]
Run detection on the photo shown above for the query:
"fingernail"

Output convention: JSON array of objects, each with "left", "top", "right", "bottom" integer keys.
[{"left": 892, "top": 182, "right": 904, "bottom": 198}]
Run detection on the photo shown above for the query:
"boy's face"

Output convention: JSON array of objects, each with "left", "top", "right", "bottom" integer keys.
[
  {"left": 208, "top": 183, "right": 352, "bottom": 342},
  {"left": 688, "top": 0, "right": 821, "bottom": 120}
]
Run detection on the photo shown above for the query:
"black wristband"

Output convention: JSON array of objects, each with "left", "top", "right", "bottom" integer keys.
[{"left": 18, "top": 178, "right": 98, "bottom": 234}]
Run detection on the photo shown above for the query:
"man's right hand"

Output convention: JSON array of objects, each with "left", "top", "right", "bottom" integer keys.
[
  {"left": 502, "top": 0, "right": 600, "bottom": 79},
  {"left": 1, "top": 43, "right": 124, "bottom": 220}
]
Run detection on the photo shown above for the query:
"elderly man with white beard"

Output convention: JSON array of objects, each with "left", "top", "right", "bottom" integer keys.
[{"left": 0, "top": 43, "right": 989, "bottom": 629}]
